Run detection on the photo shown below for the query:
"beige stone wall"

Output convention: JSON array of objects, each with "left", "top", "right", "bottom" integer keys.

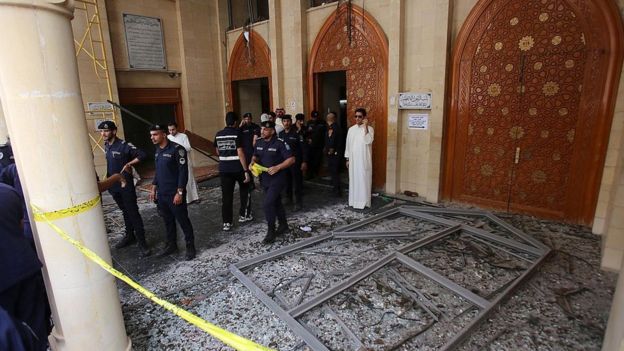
[
  {"left": 71, "top": 0, "right": 120, "bottom": 174},
  {"left": 595, "top": 0, "right": 624, "bottom": 272},
  {"left": 106, "top": 0, "right": 182, "bottom": 88}
]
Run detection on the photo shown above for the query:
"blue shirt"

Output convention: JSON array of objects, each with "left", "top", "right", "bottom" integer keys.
[
  {"left": 0, "top": 144, "right": 15, "bottom": 174},
  {"left": 104, "top": 138, "right": 146, "bottom": 192},
  {"left": 239, "top": 122, "right": 260, "bottom": 160},
  {"left": 278, "top": 128, "right": 307, "bottom": 162},
  {"left": 153, "top": 140, "right": 188, "bottom": 196},
  {"left": 0, "top": 164, "right": 32, "bottom": 242},
  {"left": 215, "top": 127, "right": 244, "bottom": 173},
  {"left": 254, "top": 136, "right": 293, "bottom": 186},
  {"left": 0, "top": 183, "right": 41, "bottom": 293}
]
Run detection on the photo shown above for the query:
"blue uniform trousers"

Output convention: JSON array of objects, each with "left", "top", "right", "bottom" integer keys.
[
  {"left": 110, "top": 188, "right": 147, "bottom": 243},
  {"left": 157, "top": 194, "right": 195, "bottom": 245},
  {"left": 0, "top": 273, "right": 49, "bottom": 351},
  {"left": 285, "top": 161, "right": 303, "bottom": 205},
  {"left": 262, "top": 180, "right": 287, "bottom": 228}
]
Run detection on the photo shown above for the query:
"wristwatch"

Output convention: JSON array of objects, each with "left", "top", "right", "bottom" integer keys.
[{"left": 177, "top": 190, "right": 183, "bottom": 196}]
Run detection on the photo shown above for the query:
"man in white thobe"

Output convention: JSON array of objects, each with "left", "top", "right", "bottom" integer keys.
[
  {"left": 167, "top": 122, "right": 200, "bottom": 203},
  {"left": 345, "top": 108, "right": 374, "bottom": 209}
]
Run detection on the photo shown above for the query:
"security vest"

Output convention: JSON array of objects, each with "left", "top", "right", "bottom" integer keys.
[{"left": 215, "top": 126, "right": 244, "bottom": 173}]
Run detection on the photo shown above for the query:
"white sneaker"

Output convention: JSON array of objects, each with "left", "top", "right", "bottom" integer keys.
[
  {"left": 239, "top": 214, "right": 254, "bottom": 223},
  {"left": 223, "top": 223, "right": 232, "bottom": 231}
]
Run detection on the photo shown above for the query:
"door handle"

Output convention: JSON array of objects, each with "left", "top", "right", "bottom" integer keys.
[{"left": 514, "top": 147, "right": 521, "bottom": 164}]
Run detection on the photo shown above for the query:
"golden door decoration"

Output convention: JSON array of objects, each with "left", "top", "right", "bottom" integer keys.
[
  {"left": 227, "top": 32, "right": 272, "bottom": 110},
  {"left": 446, "top": 0, "right": 624, "bottom": 223},
  {"left": 309, "top": 4, "right": 388, "bottom": 189}
]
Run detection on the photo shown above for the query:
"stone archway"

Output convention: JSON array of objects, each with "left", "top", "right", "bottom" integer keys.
[
  {"left": 442, "top": 0, "right": 624, "bottom": 224},
  {"left": 308, "top": 4, "right": 388, "bottom": 190},
  {"left": 227, "top": 31, "right": 272, "bottom": 113}
]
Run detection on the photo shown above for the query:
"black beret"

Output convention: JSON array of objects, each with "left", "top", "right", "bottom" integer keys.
[
  {"left": 243, "top": 112, "right": 252, "bottom": 118},
  {"left": 97, "top": 120, "right": 117, "bottom": 130},
  {"left": 150, "top": 124, "right": 167, "bottom": 132},
  {"left": 261, "top": 121, "right": 276, "bottom": 129}
]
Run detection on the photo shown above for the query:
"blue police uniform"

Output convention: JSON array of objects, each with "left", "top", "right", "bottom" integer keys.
[
  {"left": 240, "top": 122, "right": 260, "bottom": 167},
  {"left": 153, "top": 139, "right": 195, "bottom": 256},
  {"left": 254, "top": 134, "right": 293, "bottom": 241},
  {"left": 278, "top": 127, "right": 307, "bottom": 208},
  {"left": 215, "top": 127, "right": 251, "bottom": 226},
  {"left": 325, "top": 122, "right": 343, "bottom": 196},
  {"left": 0, "top": 164, "right": 33, "bottom": 245},
  {"left": 0, "top": 306, "right": 26, "bottom": 351},
  {"left": 0, "top": 183, "right": 49, "bottom": 351},
  {"left": 104, "top": 137, "right": 149, "bottom": 250}
]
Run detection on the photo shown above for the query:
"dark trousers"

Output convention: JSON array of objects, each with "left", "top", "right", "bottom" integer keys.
[
  {"left": 262, "top": 180, "right": 287, "bottom": 228},
  {"left": 327, "top": 153, "right": 341, "bottom": 194},
  {"left": 220, "top": 171, "right": 251, "bottom": 223},
  {"left": 0, "top": 273, "right": 50, "bottom": 351},
  {"left": 308, "top": 147, "right": 324, "bottom": 178},
  {"left": 285, "top": 161, "right": 303, "bottom": 205},
  {"left": 157, "top": 194, "right": 194, "bottom": 245},
  {"left": 110, "top": 188, "right": 147, "bottom": 244}
]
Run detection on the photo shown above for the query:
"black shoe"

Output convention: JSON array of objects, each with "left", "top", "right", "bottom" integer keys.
[
  {"left": 185, "top": 243, "right": 196, "bottom": 260},
  {"left": 138, "top": 242, "right": 152, "bottom": 257},
  {"left": 262, "top": 227, "right": 276, "bottom": 244},
  {"left": 276, "top": 223, "right": 289, "bottom": 236},
  {"left": 115, "top": 235, "right": 136, "bottom": 249},
  {"left": 158, "top": 242, "right": 177, "bottom": 257}
]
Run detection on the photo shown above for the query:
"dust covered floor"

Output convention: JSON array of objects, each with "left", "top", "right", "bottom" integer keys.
[{"left": 102, "top": 179, "right": 616, "bottom": 350}]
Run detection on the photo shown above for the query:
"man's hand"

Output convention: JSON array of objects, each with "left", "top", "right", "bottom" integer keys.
[
  {"left": 301, "top": 162, "right": 308, "bottom": 172},
  {"left": 244, "top": 171, "right": 251, "bottom": 183},
  {"left": 327, "top": 148, "right": 335, "bottom": 155},
  {"left": 267, "top": 165, "right": 280, "bottom": 175},
  {"left": 173, "top": 193, "right": 183, "bottom": 205},
  {"left": 149, "top": 187, "right": 157, "bottom": 202},
  {"left": 363, "top": 118, "right": 369, "bottom": 127},
  {"left": 122, "top": 163, "right": 133, "bottom": 174},
  {"left": 346, "top": 160, "right": 349, "bottom": 169}
]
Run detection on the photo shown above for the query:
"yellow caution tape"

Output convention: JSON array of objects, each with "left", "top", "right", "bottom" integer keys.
[
  {"left": 31, "top": 202, "right": 274, "bottom": 351},
  {"left": 250, "top": 163, "right": 268, "bottom": 177},
  {"left": 33, "top": 194, "right": 101, "bottom": 222}
]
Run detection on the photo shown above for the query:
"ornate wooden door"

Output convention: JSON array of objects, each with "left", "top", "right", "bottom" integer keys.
[
  {"left": 309, "top": 4, "right": 388, "bottom": 189},
  {"left": 444, "top": 0, "right": 624, "bottom": 223}
]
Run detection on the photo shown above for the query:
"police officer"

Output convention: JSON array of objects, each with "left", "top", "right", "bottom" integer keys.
[
  {"left": 99, "top": 121, "right": 151, "bottom": 256},
  {"left": 149, "top": 124, "right": 196, "bottom": 260},
  {"left": 251, "top": 121, "right": 295, "bottom": 244},
  {"left": 306, "top": 110, "right": 326, "bottom": 179},
  {"left": 278, "top": 114, "right": 308, "bottom": 211},
  {"left": 0, "top": 164, "right": 33, "bottom": 246},
  {"left": 295, "top": 113, "right": 306, "bottom": 136},
  {"left": 0, "top": 138, "right": 14, "bottom": 174},
  {"left": 325, "top": 111, "right": 343, "bottom": 197},
  {"left": 239, "top": 112, "right": 260, "bottom": 172},
  {"left": 216, "top": 112, "right": 252, "bottom": 231}
]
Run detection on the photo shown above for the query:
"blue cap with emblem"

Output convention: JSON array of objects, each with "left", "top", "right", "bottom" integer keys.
[
  {"left": 97, "top": 120, "right": 117, "bottom": 130},
  {"left": 150, "top": 124, "right": 167, "bottom": 132},
  {"left": 261, "top": 121, "right": 276, "bottom": 129}
]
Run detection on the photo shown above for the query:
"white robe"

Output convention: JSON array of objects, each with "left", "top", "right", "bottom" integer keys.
[
  {"left": 345, "top": 124, "right": 374, "bottom": 209},
  {"left": 167, "top": 132, "right": 200, "bottom": 203}
]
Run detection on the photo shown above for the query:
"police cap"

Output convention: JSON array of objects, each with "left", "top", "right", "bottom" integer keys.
[
  {"left": 150, "top": 124, "right": 167, "bottom": 132},
  {"left": 311, "top": 110, "right": 319, "bottom": 118},
  {"left": 261, "top": 121, "right": 276, "bottom": 129},
  {"left": 98, "top": 120, "right": 117, "bottom": 130},
  {"left": 243, "top": 112, "right": 252, "bottom": 118},
  {"left": 295, "top": 113, "right": 305, "bottom": 121}
]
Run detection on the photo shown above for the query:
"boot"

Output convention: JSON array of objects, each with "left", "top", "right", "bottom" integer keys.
[
  {"left": 158, "top": 242, "right": 177, "bottom": 257},
  {"left": 262, "top": 226, "right": 277, "bottom": 244},
  {"left": 185, "top": 243, "right": 196, "bottom": 260},
  {"left": 276, "top": 222, "right": 289, "bottom": 236},
  {"left": 138, "top": 241, "right": 152, "bottom": 257},
  {"left": 115, "top": 235, "right": 136, "bottom": 249}
]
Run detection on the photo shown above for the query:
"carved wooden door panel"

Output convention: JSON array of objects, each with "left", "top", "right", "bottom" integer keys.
[
  {"left": 309, "top": 5, "right": 388, "bottom": 190},
  {"left": 446, "top": 0, "right": 621, "bottom": 222}
]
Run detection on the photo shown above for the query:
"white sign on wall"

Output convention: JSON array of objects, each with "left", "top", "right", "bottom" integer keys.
[
  {"left": 399, "top": 92, "right": 432, "bottom": 110},
  {"left": 408, "top": 113, "right": 429, "bottom": 130},
  {"left": 87, "top": 102, "right": 114, "bottom": 113},
  {"left": 123, "top": 13, "right": 167, "bottom": 70}
]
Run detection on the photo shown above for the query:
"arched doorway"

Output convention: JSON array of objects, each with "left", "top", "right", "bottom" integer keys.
[
  {"left": 308, "top": 4, "right": 388, "bottom": 190},
  {"left": 442, "top": 0, "right": 624, "bottom": 224},
  {"left": 227, "top": 31, "right": 272, "bottom": 118}
]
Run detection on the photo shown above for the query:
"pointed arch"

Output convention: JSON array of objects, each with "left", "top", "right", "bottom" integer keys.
[
  {"left": 442, "top": 0, "right": 624, "bottom": 224},
  {"left": 227, "top": 31, "right": 272, "bottom": 112},
  {"left": 308, "top": 3, "right": 388, "bottom": 189}
]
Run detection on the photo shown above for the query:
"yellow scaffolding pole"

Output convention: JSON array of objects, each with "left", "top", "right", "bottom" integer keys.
[{"left": 73, "top": 0, "right": 117, "bottom": 154}]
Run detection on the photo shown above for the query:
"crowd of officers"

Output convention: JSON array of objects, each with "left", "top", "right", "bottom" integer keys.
[{"left": 215, "top": 108, "right": 344, "bottom": 244}]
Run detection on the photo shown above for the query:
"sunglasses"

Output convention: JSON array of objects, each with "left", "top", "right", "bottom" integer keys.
[{"left": 355, "top": 115, "right": 364, "bottom": 118}]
